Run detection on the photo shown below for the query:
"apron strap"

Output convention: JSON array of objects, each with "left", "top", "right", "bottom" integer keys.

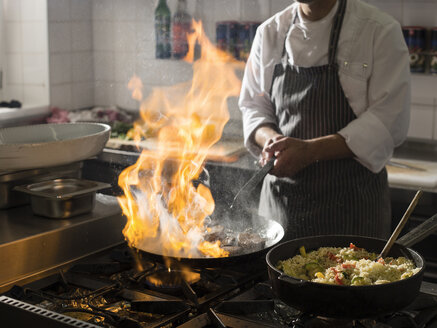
[{"left": 328, "top": 0, "right": 347, "bottom": 65}]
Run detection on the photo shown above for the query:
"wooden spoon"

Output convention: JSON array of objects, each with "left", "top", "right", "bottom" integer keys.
[{"left": 378, "top": 189, "right": 423, "bottom": 260}]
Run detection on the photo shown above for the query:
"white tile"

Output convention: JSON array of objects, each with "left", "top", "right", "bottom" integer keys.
[
  {"left": 5, "top": 54, "right": 23, "bottom": 84},
  {"left": 3, "top": 0, "right": 21, "bottom": 22},
  {"left": 48, "top": 22, "right": 72, "bottom": 53},
  {"left": 23, "top": 53, "right": 46, "bottom": 85},
  {"left": 71, "top": 52, "right": 94, "bottom": 82},
  {"left": 135, "top": 58, "right": 193, "bottom": 86},
  {"left": 70, "top": 0, "right": 92, "bottom": 21},
  {"left": 241, "top": 0, "right": 270, "bottom": 22},
  {"left": 136, "top": 22, "right": 155, "bottom": 54},
  {"left": 114, "top": 52, "right": 136, "bottom": 85},
  {"left": 47, "top": 0, "right": 71, "bottom": 22},
  {"left": 202, "top": 21, "right": 217, "bottom": 45},
  {"left": 408, "top": 104, "right": 434, "bottom": 139},
  {"left": 21, "top": 0, "right": 46, "bottom": 21},
  {"left": 411, "top": 75, "right": 437, "bottom": 101},
  {"left": 402, "top": 2, "right": 437, "bottom": 27},
  {"left": 135, "top": 0, "right": 155, "bottom": 24},
  {"left": 366, "top": 1, "right": 403, "bottom": 24},
  {"left": 92, "top": 0, "right": 114, "bottom": 21},
  {"left": 227, "top": 96, "right": 242, "bottom": 121},
  {"left": 5, "top": 22, "right": 22, "bottom": 54},
  {"left": 270, "top": 0, "right": 292, "bottom": 16},
  {"left": 223, "top": 118, "right": 244, "bottom": 137},
  {"left": 131, "top": 83, "right": 154, "bottom": 105},
  {"left": 135, "top": 52, "right": 155, "bottom": 74},
  {"left": 49, "top": 53, "right": 72, "bottom": 85},
  {"left": 22, "top": 22, "right": 46, "bottom": 53},
  {"left": 24, "top": 85, "right": 48, "bottom": 105},
  {"left": 186, "top": 0, "right": 197, "bottom": 19},
  {"left": 72, "top": 22, "right": 93, "bottom": 51},
  {"left": 50, "top": 83, "right": 73, "bottom": 109},
  {"left": 93, "top": 21, "right": 114, "bottom": 51},
  {"left": 115, "top": 82, "right": 138, "bottom": 110},
  {"left": 167, "top": 0, "right": 177, "bottom": 15},
  {"left": 94, "top": 52, "right": 115, "bottom": 81},
  {"left": 71, "top": 82, "right": 94, "bottom": 109},
  {"left": 192, "top": 0, "right": 204, "bottom": 21},
  {"left": 114, "top": 0, "right": 136, "bottom": 21},
  {"left": 94, "top": 81, "right": 116, "bottom": 106},
  {"left": 136, "top": 39, "right": 155, "bottom": 59},
  {"left": 5, "top": 85, "right": 24, "bottom": 102},
  {"left": 114, "top": 22, "right": 137, "bottom": 53}
]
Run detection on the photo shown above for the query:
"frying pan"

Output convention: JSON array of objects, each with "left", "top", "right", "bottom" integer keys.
[
  {"left": 134, "top": 216, "right": 285, "bottom": 268},
  {"left": 266, "top": 213, "right": 437, "bottom": 319}
]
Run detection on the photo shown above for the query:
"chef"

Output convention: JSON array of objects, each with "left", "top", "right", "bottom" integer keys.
[{"left": 239, "top": 0, "right": 410, "bottom": 240}]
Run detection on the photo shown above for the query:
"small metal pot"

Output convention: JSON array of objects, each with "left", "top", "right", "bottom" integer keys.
[{"left": 14, "top": 178, "right": 110, "bottom": 219}]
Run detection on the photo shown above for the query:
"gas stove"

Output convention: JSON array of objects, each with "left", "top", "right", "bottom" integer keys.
[{"left": 2, "top": 243, "right": 437, "bottom": 328}]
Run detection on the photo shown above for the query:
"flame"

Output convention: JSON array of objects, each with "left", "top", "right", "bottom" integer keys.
[{"left": 118, "top": 20, "right": 243, "bottom": 259}]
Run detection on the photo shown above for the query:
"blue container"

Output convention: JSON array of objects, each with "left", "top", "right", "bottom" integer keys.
[{"left": 402, "top": 26, "right": 426, "bottom": 73}]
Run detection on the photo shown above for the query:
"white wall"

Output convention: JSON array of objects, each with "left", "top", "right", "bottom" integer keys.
[
  {"left": 2, "top": 0, "right": 49, "bottom": 107},
  {"left": 47, "top": 0, "right": 94, "bottom": 110},
  {"left": 366, "top": 0, "right": 437, "bottom": 141},
  {"left": 45, "top": 0, "right": 437, "bottom": 139}
]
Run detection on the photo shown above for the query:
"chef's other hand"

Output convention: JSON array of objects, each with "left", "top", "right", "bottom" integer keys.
[
  {"left": 259, "top": 134, "right": 283, "bottom": 167},
  {"left": 262, "top": 137, "right": 314, "bottom": 178}
]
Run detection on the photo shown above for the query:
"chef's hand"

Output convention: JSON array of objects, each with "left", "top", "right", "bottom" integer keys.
[{"left": 261, "top": 136, "right": 314, "bottom": 177}]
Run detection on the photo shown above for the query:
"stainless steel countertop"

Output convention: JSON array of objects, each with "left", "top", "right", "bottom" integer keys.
[
  {"left": 0, "top": 194, "right": 125, "bottom": 292},
  {"left": 0, "top": 194, "right": 121, "bottom": 244}
]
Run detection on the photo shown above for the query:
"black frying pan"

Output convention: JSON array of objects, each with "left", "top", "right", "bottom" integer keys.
[
  {"left": 266, "top": 214, "right": 437, "bottom": 319},
  {"left": 135, "top": 217, "right": 285, "bottom": 268}
]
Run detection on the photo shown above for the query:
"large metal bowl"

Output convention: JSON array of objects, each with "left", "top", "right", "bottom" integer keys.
[{"left": 0, "top": 123, "right": 111, "bottom": 170}]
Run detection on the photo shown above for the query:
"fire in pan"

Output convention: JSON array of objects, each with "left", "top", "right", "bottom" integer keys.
[{"left": 133, "top": 214, "right": 284, "bottom": 268}]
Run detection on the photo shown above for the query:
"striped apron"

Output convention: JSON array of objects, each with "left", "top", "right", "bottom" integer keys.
[{"left": 259, "top": 0, "right": 391, "bottom": 240}]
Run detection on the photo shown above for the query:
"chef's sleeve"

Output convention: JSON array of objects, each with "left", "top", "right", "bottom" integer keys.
[
  {"left": 238, "top": 28, "right": 277, "bottom": 157},
  {"left": 338, "top": 20, "right": 411, "bottom": 173}
]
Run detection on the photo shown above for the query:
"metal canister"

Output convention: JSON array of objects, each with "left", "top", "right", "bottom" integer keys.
[
  {"left": 431, "top": 28, "right": 437, "bottom": 74},
  {"left": 216, "top": 21, "right": 240, "bottom": 59},
  {"left": 238, "top": 22, "right": 251, "bottom": 61},
  {"left": 216, "top": 21, "right": 229, "bottom": 52},
  {"left": 402, "top": 26, "right": 427, "bottom": 73},
  {"left": 228, "top": 21, "right": 240, "bottom": 59}
]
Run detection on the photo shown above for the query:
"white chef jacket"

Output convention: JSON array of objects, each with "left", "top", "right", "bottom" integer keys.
[{"left": 239, "top": 0, "right": 411, "bottom": 173}]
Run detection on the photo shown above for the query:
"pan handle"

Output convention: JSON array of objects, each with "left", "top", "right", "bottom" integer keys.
[
  {"left": 396, "top": 213, "right": 437, "bottom": 248},
  {"left": 278, "top": 274, "right": 307, "bottom": 286}
]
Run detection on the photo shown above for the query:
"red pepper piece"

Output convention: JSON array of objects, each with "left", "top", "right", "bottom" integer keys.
[
  {"left": 334, "top": 273, "right": 344, "bottom": 285},
  {"left": 342, "top": 263, "right": 356, "bottom": 269}
]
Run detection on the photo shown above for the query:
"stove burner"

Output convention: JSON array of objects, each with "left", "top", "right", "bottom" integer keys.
[{"left": 142, "top": 269, "right": 201, "bottom": 293}]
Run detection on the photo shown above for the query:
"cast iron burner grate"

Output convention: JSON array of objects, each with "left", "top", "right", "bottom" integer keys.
[
  {"left": 177, "top": 281, "right": 437, "bottom": 328},
  {"left": 0, "top": 244, "right": 268, "bottom": 328}
]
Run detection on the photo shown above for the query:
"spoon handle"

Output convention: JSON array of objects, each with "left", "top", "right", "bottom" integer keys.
[{"left": 379, "top": 189, "right": 423, "bottom": 259}]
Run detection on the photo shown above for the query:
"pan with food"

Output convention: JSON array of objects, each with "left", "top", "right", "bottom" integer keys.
[
  {"left": 266, "top": 213, "right": 437, "bottom": 319},
  {"left": 135, "top": 215, "right": 285, "bottom": 268}
]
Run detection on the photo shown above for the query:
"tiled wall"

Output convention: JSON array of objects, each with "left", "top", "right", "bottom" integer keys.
[
  {"left": 47, "top": 0, "right": 94, "bottom": 110},
  {"left": 45, "top": 0, "right": 437, "bottom": 139},
  {"left": 2, "top": 0, "right": 49, "bottom": 106},
  {"left": 366, "top": 0, "right": 437, "bottom": 140}
]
